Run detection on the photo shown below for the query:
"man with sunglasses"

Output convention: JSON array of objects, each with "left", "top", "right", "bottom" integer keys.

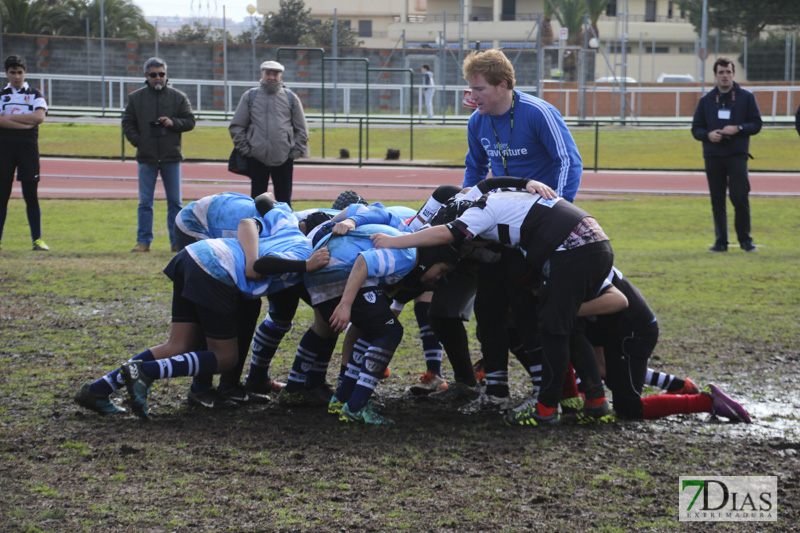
[{"left": 122, "top": 57, "right": 195, "bottom": 253}]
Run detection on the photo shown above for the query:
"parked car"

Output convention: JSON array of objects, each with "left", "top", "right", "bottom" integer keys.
[
  {"left": 595, "top": 76, "right": 637, "bottom": 83},
  {"left": 657, "top": 73, "right": 696, "bottom": 83}
]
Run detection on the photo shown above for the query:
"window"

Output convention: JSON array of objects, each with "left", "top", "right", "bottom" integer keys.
[
  {"left": 678, "top": 45, "right": 694, "bottom": 54},
  {"left": 645, "top": 0, "right": 657, "bottom": 22},
  {"left": 606, "top": 1, "right": 617, "bottom": 16},
  {"left": 667, "top": 1, "right": 673, "bottom": 18},
  {"left": 358, "top": 20, "right": 372, "bottom": 37},
  {"left": 501, "top": 0, "right": 516, "bottom": 21},
  {"left": 607, "top": 43, "right": 632, "bottom": 54},
  {"left": 646, "top": 46, "right": 670, "bottom": 54}
]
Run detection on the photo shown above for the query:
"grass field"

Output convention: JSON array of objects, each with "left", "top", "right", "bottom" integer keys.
[
  {"left": 39, "top": 121, "right": 800, "bottom": 170},
  {"left": 1, "top": 196, "right": 798, "bottom": 531}
]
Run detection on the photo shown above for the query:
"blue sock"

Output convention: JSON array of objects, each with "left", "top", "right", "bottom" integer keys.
[
  {"left": 415, "top": 301, "right": 443, "bottom": 376},
  {"left": 90, "top": 349, "right": 154, "bottom": 397},
  {"left": 347, "top": 328, "right": 401, "bottom": 412},
  {"left": 335, "top": 337, "right": 368, "bottom": 402},
  {"left": 306, "top": 335, "right": 337, "bottom": 389},
  {"left": 139, "top": 351, "right": 218, "bottom": 381},
  {"left": 247, "top": 316, "right": 292, "bottom": 385},
  {"left": 284, "top": 328, "right": 323, "bottom": 392}
]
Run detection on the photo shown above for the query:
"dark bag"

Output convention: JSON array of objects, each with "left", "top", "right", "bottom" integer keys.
[
  {"left": 228, "top": 148, "right": 249, "bottom": 175},
  {"left": 227, "top": 87, "right": 259, "bottom": 176},
  {"left": 227, "top": 87, "right": 298, "bottom": 175}
]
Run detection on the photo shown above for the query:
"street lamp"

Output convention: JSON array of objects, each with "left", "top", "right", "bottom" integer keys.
[{"left": 247, "top": 4, "right": 257, "bottom": 77}]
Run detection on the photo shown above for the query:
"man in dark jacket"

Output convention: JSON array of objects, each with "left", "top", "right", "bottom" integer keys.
[
  {"left": 691, "top": 57, "right": 762, "bottom": 253},
  {"left": 122, "top": 57, "right": 195, "bottom": 253},
  {"left": 795, "top": 103, "right": 800, "bottom": 138}
]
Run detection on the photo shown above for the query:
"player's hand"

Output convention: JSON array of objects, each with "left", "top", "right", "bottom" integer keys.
[
  {"left": 332, "top": 219, "right": 356, "bottom": 235},
  {"left": 245, "top": 263, "right": 264, "bottom": 281},
  {"left": 526, "top": 180, "right": 557, "bottom": 199},
  {"left": 306, "top": 247, "right": 330, "bottom": 272},
  {"left": 329, "top": 302, "right": 351, "bottom": 333},
  {"left": 370, "top": 233, "right": 395, "bottom": 248},
  {"left": 708, "top": 130, "right": 723, "bottom": 143}
]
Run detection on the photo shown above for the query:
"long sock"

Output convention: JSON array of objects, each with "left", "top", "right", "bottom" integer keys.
[
  {"left": 414, "top": 301, "right": 443, "bottom": 376},
  {"left": 641, "top": 393, "right": 712, "bottom": 420},
  {"left": 484, "top": 369, "right": 509, "bottom": 398},
  {"left": 139, "top": 351, "right": 218, "bottom": 380},
  {"left": 306, "top": 335, "right": 337, "bottom": 389},
  {"left": 247, "top": 316, "right": 292, "bottom": 385},
  {"left": 219, "top": 297, "right": 263, "bottom": 388},
  {"left": 568, "top": 332, "right": 605, "bottom": 402},
  {"left": 284, "top": 328, "right": 324, "bottom": 392},
  {"left": 336, "top": 337, "right": 369, "bottom": 403},
  {"left": 90, "top": 349, "right": 155, "bottom": 397},
  {"left": 347, "top": 328, "right": 402, "bottom": 412},
  {"left": 645, "top": 368, "right": 676, "bottom": 391},
  {"left": 22, "top": 181, "right": 41, "bottom": 241},
  {"left": 430, "top": 316, "right": 477, "bottom": 386},
  {"left": 561, "top": 365, "right": 580, "bottom": 398}
]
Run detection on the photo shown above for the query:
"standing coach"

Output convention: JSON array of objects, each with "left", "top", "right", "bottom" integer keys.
[{"left": 691, "top": 57, "right": 762, "bottom": 253}]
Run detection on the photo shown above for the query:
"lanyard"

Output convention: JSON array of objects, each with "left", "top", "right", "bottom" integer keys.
[
  {"left": 715, "top": 88, "right": 736, "bottom": 108},
  {"left": 489, "top": 93, "right": 515, "bottom": 176}
]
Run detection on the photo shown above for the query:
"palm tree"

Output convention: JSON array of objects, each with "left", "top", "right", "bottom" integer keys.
[
  {"left": 553, "top": 0, "right": 585, "bottom": 46},
  {"left": 540, "top": 0, "right": 556, "bottom": 47},
  {"left": 584, "top": 0, "right": 607, "bottom": 41},
  {"left": 50, "top": 0, "right": 153, "bottom": 39},
  {"left": 0, "top": 0, "right": 53, "bottom": 35}
]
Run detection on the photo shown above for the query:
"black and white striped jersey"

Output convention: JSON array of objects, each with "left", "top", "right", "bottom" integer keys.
[
  {"left": 446, "top": 191, "right": 591, "bottom": 270},
  {"left": 1, "top": 82, "right": 47, "bottom": 143}
]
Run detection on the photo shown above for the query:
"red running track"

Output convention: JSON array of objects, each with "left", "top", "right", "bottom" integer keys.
[{"left": 11, "top": 158, "right": 800, "bottom": 202}]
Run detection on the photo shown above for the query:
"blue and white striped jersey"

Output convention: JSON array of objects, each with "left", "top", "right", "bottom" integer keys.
[
  {"left": 186, "top": 205, "right": 312, "bottom": 298},
  {"left": 175, "top": 192, "right": 260, "bottom": 240},
  {"left": 304, "top": 224, "right": 417, "bottom": 305}
]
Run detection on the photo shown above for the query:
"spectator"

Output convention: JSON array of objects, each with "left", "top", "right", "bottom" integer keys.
[
  {"left": 122, "top": 57, "right": 196, "bottom": 253},
  {"left": 229, "top": 60, "right": 309, "bottom": 205},
  {"left": 0, "top": 55, "right": 49, "bottom": 251},
  {"left": 422, "top": 64, "right": 435, "bottom": 118},
  {"left": 691, "top": 57, "right": 762, "bottom": 253}
]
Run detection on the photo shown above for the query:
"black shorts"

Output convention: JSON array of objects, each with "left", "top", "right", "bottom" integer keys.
[
  {"left": 537, "top": 241, "right": 614, "bottom": 336},
  {"left": 0, "top": 141, "right": 40, "bottom": 182},
  {"left": 429, "top": 259, "right": 479, "bottom": 321},
  {"left": 163, "top": 250, "right": 240, "bottom": 340},
  {"left": 316, "top": 287, "right": 398, "bottom": 340}
]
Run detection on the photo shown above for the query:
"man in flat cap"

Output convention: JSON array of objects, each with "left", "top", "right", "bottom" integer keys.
[{"left": 229, "top": 60, "right": 308, "bottom": 205}]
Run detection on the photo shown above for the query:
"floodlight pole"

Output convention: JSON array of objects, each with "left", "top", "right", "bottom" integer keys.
[{"left": 700, "top": 0, "right": 708, "bottom": 90}]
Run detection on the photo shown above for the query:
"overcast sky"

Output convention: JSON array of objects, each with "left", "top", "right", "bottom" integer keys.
[{"left": 133, "top": 0, "right": 259, "bottom": 21}]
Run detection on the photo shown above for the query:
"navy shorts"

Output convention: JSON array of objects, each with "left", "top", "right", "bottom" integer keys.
[
  {"left": 163, "top": 250, "right": 240, "bottom": 340},
  {"left": 316, "top": 287, "right": 399, "bottom": 340}
]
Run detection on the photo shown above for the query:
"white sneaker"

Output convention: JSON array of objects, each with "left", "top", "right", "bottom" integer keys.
[{"left": 408, "top": 371, "right": 448, "bottom": 396}]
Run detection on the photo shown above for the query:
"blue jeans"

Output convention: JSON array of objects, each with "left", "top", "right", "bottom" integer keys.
[{"left": 137, "top": 162, "right": 182, "bottom": 247}]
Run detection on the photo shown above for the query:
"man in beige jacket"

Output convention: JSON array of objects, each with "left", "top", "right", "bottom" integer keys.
[{"left": 229, "top": 60, "right": 308, "bottom": 205}]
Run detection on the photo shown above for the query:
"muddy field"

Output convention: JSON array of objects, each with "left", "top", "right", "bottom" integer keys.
[
  {"left": 2, "top": 196, "right": 799, "bottom": 531},
  {"left": 2, "top": 336, "right": 798, "bottom": 532}
]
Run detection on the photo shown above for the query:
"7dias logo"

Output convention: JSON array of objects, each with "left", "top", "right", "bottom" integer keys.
[{"left": 679, "top": 476, "right": 777, "bottom": 522}]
